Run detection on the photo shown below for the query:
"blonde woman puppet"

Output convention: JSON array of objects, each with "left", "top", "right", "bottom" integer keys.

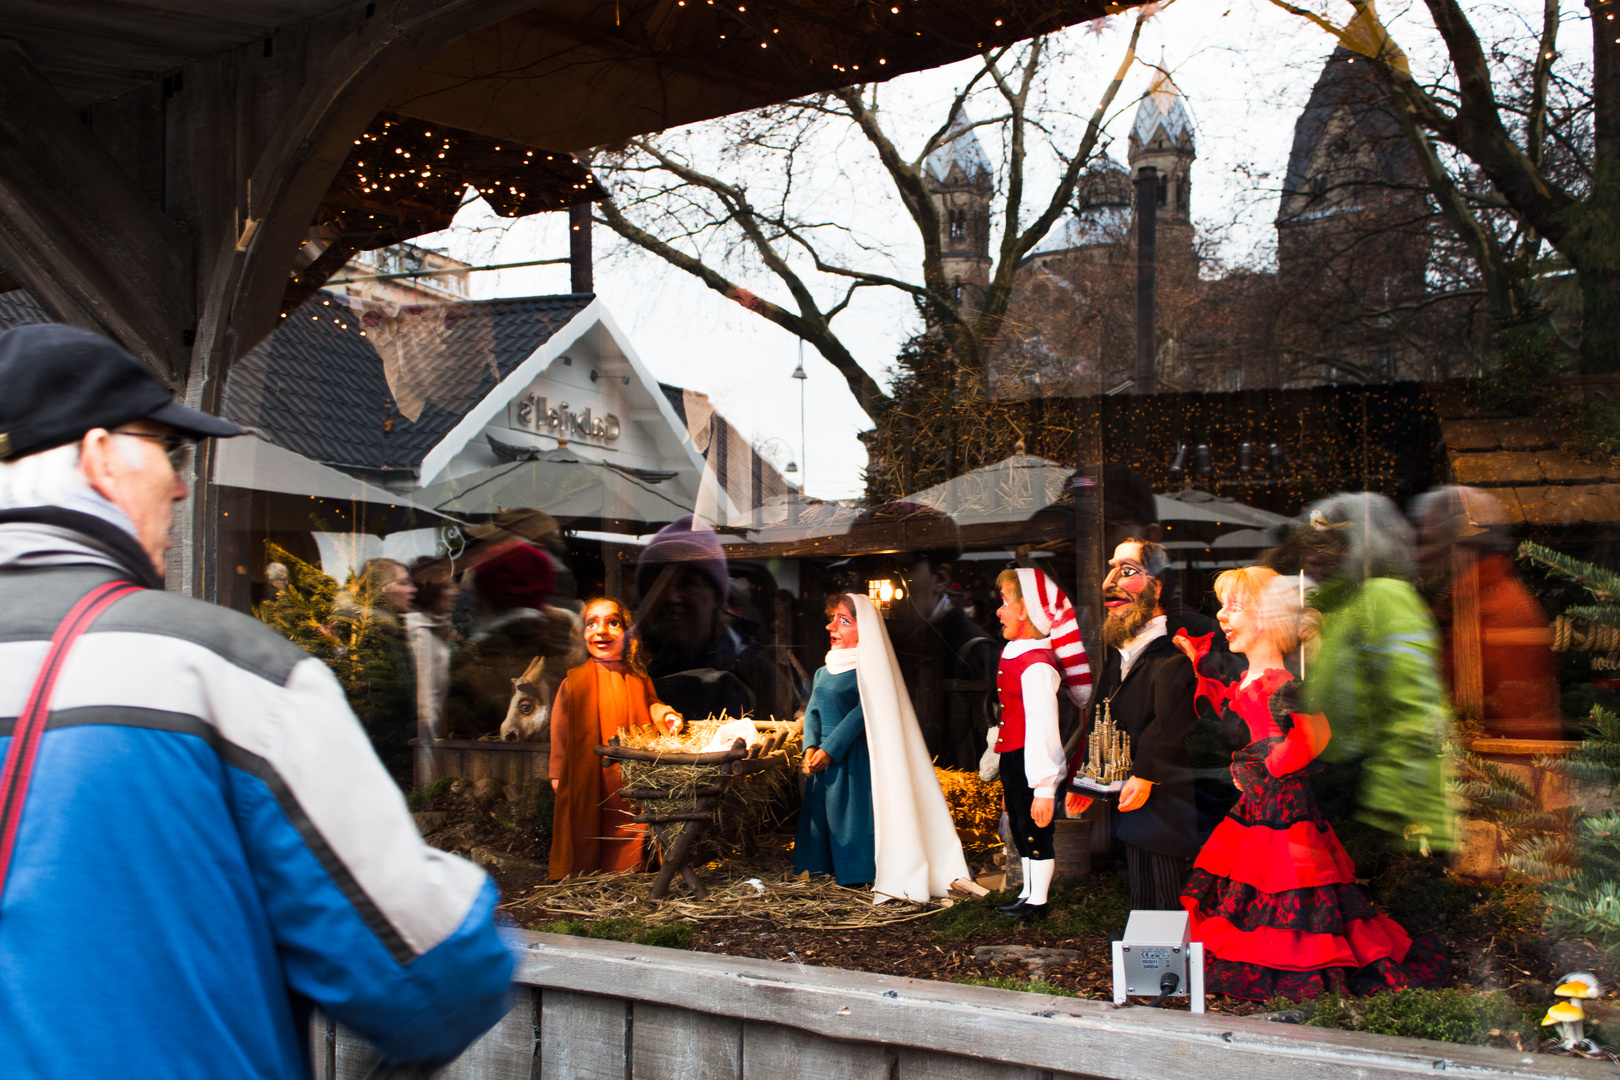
[
  {"left": 794, "top": 593, "right": 970, "bottom": 902},
  {"left": 1172, "top": 568, "right": 1447, "bottom": 999},
  {"left": 549, "top": 598, "right": 683, "bottom": 880}
]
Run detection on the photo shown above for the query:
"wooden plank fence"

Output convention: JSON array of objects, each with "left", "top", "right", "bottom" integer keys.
[{"left": 313, "top": 932, "right": 1612, "bottom": 1080}]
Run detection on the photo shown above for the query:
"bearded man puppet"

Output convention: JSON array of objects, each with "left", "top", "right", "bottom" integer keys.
[{"left": 1071, "top": 538, "right": 1200, "bottom": 911}]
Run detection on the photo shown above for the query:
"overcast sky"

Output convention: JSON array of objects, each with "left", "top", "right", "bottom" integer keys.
[{"left": 418, "top": 0, "right": 1575, "bottom": 502}]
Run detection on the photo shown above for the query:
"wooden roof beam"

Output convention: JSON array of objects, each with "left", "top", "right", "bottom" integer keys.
[{"left": 0, "top": 39, "right": 192, "bottom": 383}]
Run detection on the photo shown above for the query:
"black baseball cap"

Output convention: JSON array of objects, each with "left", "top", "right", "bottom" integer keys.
[{"left": 0, "top": 324, "right": 242, "bottom": 461}]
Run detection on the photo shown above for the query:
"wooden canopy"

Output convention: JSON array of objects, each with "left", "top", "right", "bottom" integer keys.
[
  {"left": 0, "top": 0, "right": 1126, "bottom": 384},
  {"left": 0, "top": 0, "right": 1129, "bottom": 596}
]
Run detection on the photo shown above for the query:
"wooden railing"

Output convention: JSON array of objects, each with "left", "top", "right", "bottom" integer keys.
[{"left": 314, "top": 932, "right": 1612, "bottom": 1079}]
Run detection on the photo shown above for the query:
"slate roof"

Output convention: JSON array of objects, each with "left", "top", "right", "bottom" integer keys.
[
  {"left": 1431, "top": 379, "right": 1620, "bottom": 527},
  {"left": 1131, "top": 70, "right": 1194, "bottom": 152},
  {"left": 0, "top": 289, "right": 51, "bottom": 330},
  {"left": 223, "top": 290, "right": 594, "bottom": 475},
  {"left": 925, "top": 108, "right": 994, "bottom": 185},
  {"left": 1278, "top": 47, "right": 1419, "bottom": 221}
]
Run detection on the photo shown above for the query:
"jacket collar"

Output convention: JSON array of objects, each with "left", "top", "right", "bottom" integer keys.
[{"left": 0, "top": 506, "right": 162, "bottom": 589}]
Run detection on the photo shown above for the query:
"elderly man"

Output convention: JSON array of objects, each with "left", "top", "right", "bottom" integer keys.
[
  {"left": 0, "top": 325, "right": 511, "bottom": 1077},
  {"left": 1076, "top": 538, "right": 1199, "bottom": 911}
]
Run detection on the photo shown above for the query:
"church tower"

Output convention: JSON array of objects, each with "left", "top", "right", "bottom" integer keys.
[
  {"left": 1126, "top": 69, "right": 1197, "bottom": 269},
  {"left": 1275, "top": 47, "right": 1428, "bottom": 381},
  {"left": 924, "top": 109, "right": 994, "bottom": 315}
]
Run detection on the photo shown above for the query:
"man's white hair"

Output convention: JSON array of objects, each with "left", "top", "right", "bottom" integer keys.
[{"left": 0, "top": 442, "right": 90, "bottom": 509}]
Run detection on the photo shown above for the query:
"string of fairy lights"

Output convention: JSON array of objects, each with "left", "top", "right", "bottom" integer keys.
[
  {"left": 277, "top": 0, "right": 1145, "bottom": 313},
  {"left": 282, "top": 112, "right": 604, "bottom": 314},
  {"left": 621, "top": 0, "right": 1114, "bottom": 77}
]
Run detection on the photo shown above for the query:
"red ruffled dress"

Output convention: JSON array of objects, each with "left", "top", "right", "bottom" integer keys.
[{"left": 1181, "top": 640, "right": 1448, "bottom": 1000}]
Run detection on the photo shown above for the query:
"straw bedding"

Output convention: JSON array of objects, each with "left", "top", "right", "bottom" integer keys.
[
  {"left": 616, "top": 715, "right": 802, "bottom": 860},
  {"left": 502, "top": 856, "right": 947, "bottom": 929}
]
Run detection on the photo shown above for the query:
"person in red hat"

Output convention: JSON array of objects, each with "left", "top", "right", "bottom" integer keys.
[{"left": 446, "top": 540, "right": 582, "bottom": 739}]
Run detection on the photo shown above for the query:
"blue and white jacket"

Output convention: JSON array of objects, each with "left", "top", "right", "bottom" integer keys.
[{"left": 0, "top": 509, "right": 513, "bottom": 1079}]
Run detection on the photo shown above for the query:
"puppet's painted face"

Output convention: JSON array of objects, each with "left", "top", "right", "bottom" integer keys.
[
  {"left": 996, "top": 582, "right": 1031, "bottom": 641},
  {"left": 1102, "top": 542, "right": 1161, "bottom": 649},
  {"left": 1217, "top": 591, "right": 1260, "bottom": 656},
  {"left": 826, "top": 602, "right": 860, "bottom": 650},
  {"left": 1102, "top": 542, "right": 1154, "bottom": 614},
  {"left": 584, "top": 600, "right": 629, "bottom": 662}
]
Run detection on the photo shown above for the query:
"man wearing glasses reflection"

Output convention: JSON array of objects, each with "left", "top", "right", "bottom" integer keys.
[{"left": 0, "top": 325, "right": 512, "bottom": 1077}]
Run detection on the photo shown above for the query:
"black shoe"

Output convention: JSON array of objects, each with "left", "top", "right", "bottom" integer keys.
[
  {"left": 997, "top": 898, "right": 1031, "bottom": 914},
  {"left": 999, "top": 901, "right": 1047, "bottom": 923}
]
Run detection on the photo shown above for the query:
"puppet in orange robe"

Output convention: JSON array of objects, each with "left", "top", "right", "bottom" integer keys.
[{"left": 549, "top": 597, "right": 683, "bottom": 879}]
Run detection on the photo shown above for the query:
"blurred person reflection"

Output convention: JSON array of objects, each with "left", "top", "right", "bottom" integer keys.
[
  {"left": 636, "top": 515, "right": 774, "bottom": 720},
  {"left": 330, "top": 557, "right": 417, "bottom": 776},
  {"left": 464, "top": 507, "right": 580, "bottom": 612},
  {"left": 405, "top": 556, "right": 460, "bottom": 774},
  {"left": 1410, "top": 486, "right": 1562, "bottom": 739},
  {"left": 447, "top": 541, "right": 583, "bottom": 738},
  {"left": 852, "top": 501, "right": 997, "bottom": 769},
  {"left": 1290, "top": 493, "right": 1455, "bottom": 854}
]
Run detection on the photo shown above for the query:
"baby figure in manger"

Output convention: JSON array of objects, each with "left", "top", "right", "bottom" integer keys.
[{"left": 1172, "top": 567, "right": 1448, "bottom": 1000}]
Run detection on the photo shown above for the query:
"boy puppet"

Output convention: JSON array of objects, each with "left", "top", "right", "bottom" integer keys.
[{"left": 994, "top": 568, "right": 1092, "bottom": 921}]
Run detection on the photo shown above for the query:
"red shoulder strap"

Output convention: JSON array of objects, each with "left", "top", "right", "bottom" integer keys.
[{"left": 0, "top": 580, "right": 141, "bottom": 906}]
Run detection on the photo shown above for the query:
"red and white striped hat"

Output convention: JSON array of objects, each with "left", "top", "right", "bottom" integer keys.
[{"left": 1017, "top": 567, "right": 1092, "bottom": 710}]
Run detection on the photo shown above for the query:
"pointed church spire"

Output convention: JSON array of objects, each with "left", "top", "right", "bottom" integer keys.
[
  {"left": 925, "top": 106, "right": 994, "bottom": 185},
  {"left": 1130, "top": 62, "right": 1194, "bottom": 153}
]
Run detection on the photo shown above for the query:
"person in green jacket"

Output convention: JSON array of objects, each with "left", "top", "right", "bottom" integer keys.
[{"left": 1289, "top": 492, "right": 1456, "bottom": 854}]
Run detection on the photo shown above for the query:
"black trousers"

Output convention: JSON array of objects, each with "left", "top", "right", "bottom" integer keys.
[
  {"left": 1000, "top": 748, "right": 1054, "bottom": 860},
  {"left": 1125, "top": 845, "right": 1191, "bottom": 910}
]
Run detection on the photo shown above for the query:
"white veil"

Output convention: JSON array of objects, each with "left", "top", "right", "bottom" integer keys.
[{"left": 847, "top": 593, "right": 971, "bottom": 903}]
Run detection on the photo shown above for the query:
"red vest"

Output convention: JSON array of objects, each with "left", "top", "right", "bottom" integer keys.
[{"left": 995, "top": 646, "right": 1059, "bottom": 752}]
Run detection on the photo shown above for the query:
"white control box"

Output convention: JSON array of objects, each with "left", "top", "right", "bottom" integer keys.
[{"left": 1111, "top": 910, "right": 1205, "bottom": 1013}]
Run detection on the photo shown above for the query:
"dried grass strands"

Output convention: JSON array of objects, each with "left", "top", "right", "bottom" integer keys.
[
  {"left": 934, "top": 767, "right": 1003, "bottom": 854},
  {"left": 502, "top": 859, "right": 944, "bottom": 929},
  {"left": 615, "top": 714, "right": 804, "bottom": 861}
]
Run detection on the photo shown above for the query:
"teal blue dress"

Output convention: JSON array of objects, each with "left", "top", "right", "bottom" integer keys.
[{"left": 793, "top": 667, "right": 874, "bottom": 885}]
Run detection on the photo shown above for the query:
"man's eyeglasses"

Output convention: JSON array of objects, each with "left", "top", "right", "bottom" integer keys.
[{"left": 113, "top": 429, "right": 195, "bottom": 472}]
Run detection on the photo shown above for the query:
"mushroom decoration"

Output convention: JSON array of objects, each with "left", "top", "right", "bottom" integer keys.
[{"left": 1541, "top": 972, "right": 1603, "bottom": 1053}]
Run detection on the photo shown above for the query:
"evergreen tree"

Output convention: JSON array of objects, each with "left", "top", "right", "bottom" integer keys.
[
  {"left": 255, "top": 543, "right": 416, "bottom": 777},
  {"left": 1467, "top": 542, "right": 1620, "bottom": 963}
]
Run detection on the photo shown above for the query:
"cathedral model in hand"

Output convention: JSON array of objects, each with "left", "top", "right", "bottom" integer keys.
[{"left": 1080, "top": 707, "right": 1133, "bottom": 788}]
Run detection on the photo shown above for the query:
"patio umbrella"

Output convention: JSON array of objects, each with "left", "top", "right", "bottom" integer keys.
[
  {"left": 416, "top": 447, "right": 696, "bottom": 530},
  {"left": 213, "top": 433, "right": 439, "bottom": 512},
  {"left": 1154, "top": 489, "right": 1291, "bottom": 533},
  {"left": 904, "top": 454, "right": 1073, "bottom": 526}
]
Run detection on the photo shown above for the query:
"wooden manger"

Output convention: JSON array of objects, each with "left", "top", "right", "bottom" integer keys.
[{"left": 597, "top": 723, "right": 796, "bottom": 900}]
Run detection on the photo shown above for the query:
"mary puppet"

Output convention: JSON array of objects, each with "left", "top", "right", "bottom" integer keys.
[{"left": 794, "top": 592, "right": 970, "bottom": 903}]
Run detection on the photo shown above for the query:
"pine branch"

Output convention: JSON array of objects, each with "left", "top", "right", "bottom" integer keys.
[
  {"left": 1560, "top": 603, "right": 1620, "bottom": 627},
  {"left": 1518, "top": 540, "right": 1620, "bottom": 600}
]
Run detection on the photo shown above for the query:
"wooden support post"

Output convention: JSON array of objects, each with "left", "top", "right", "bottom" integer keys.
[
  {"left": 0, "top": 41, "right": 192, "bottom": 384},
  {"left": 652, "top": 817, "right": 710, "bottom": 900},
  {"left": 1451, "top": 546, "right": 1484, "bottom": 720}
]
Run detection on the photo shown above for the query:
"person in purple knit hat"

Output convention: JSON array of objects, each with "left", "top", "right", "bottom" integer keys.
[{"left": 635, "top": 515, "right": 778, "bottom": 721}]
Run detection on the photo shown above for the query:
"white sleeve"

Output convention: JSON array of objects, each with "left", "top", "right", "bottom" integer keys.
[{"left": 1020, "top": 663, "right": 1065, "bottom": 798}]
